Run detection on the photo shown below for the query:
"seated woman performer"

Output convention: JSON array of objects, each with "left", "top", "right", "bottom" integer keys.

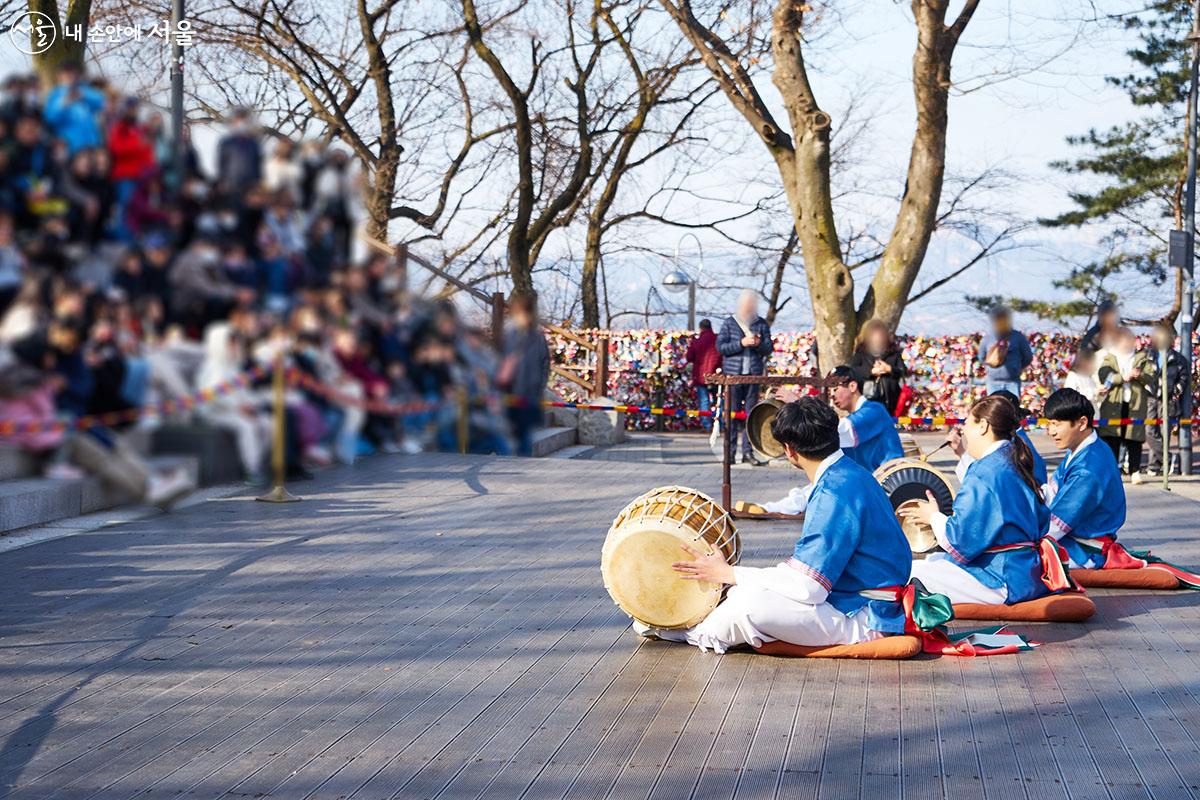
[
  {"left": 948, "top": 389, "right": 1047, "bottom": 485},
  {"left": 898, "top": 395, "right": 1065, "bottom": 605},
  {"left": 635, "top": 397, "right": 914, "bottom": 653},
  {"left": 1043, "top": 388, "right": 1200, "bottom": 586}
]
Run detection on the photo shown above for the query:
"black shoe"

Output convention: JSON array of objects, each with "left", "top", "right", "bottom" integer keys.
[{"left": 744, "top": 454, "right": 769, "bottom": 467}]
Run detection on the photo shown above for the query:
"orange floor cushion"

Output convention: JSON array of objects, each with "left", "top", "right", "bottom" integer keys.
[
  {"left": 753, "top": 635, "right": 922, "bottom": 660},
  {"left": 1071, "top": 568, "right": 1180, "bottom": 590},
  {"left": 953, "top": 593, "right": 1095, "bottom": 622}
]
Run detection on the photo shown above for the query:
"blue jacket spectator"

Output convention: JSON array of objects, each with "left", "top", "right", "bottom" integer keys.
[
  {"left": 43, "top": 65, "right": 105, "bottom": 155},
  {"left": 978, "top": 306, "right": 1032, "bottom": 394},
  {"left": 217, "top": 109, "right": 263, "bottom": 197},
  {"left": 717, "top": 303, "right": 773, "bottom": 375}
]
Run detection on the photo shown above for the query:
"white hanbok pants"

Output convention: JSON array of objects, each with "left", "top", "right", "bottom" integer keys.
[
  {"left": 646, "top": 584, "right": 880, "bottom": 654},
  {"left": 909, "top": 553, "right": 1007, "bottom": 604}
]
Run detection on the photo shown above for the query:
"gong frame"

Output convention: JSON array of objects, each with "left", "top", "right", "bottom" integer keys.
[{"left": 707, "top": 373, "right": 830, "bottom": 520}]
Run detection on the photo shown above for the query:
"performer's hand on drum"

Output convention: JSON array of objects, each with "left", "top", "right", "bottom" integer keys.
[
  {"left": 672, "top": 543, "right": 735, "bottom": 586},
  {"left": 896, "top": 490, "right": 938, "bottom": 527}
]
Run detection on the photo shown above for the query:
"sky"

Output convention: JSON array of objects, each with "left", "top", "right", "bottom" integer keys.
[{"left": 0, "top": 1, "right": 1170, "bottom": 333}]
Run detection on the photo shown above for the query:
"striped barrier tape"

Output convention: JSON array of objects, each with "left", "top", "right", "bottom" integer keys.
[
  {"left": 0, "top": 367, "right": 267, "bottom": 438},
  {"left": 897, "top": 416, "right": 1196, "bottom": 428}
]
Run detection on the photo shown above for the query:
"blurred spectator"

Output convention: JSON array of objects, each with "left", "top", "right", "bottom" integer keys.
[
  {"left": 217, "top": 108, "right": 262, "bottom": 200},
  {"left": 61, "top": 147, "right": 110, "bottom": 245},
  {"left": 717, "top": 289, "right": 773, "bottom": 465},
  {"left": 197, "top": 319, "right": 270, "bottom": 481},
  {"left": 499, "top": 292, "right": 550, "bottom": 457},
  {"left": 0, "top": 213, "right": 25, "bottom": 315},
  {"left": 1079, "top": 300, "right": 1119, "bottom": 355},
  {"left": 170, "top": 235, "right": 253, "bottom": 332},
  {"left": 43, "top": 63, "right": 105, "bottom": 155},
  {"left": 264, "top": 137, "right": 302, "bottom": 196},
  {"left": 685, "top": 318, "right": 719, "bottom": 431},
  {"left": 978, "top": 305, "right": 1032, "bottom": 395},
  {"left": 108, "top": 98, "right": 156, "bottom": 237},
  {"left": 1063, "top": 349, "right": 1101, "bottom": 406},
  {"left": 1097, "top": 327, "right": 1153, "bottom": 481},
  {"left": 850, "top": 319, "right": 907, "bottom": 415},
  {"left": 1144, "top": 322, "right": 1187, "bottom": 477}
]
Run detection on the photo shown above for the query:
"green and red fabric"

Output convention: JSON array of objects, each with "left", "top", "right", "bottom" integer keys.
[
  {"left": 984, "top": 537, "right": 1079, "bottom": 593},
  {"left": 1073, "top": 535, "right": 1200, "bottom": 589},
  {"left": 864, "top": 583, "right": 1038, "bottom": 657}
]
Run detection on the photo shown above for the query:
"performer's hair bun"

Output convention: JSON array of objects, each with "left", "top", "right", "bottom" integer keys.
[{"left": 770, "top": 397, "right": 839, "bottom": 459}]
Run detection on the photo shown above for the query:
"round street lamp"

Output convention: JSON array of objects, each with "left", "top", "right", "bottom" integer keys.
[{"left": 661, "top": 269, "right": 696, "bottom": 329}]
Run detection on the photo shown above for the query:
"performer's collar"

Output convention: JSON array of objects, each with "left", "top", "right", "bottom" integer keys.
[
  {"left": 853, "top": 395, "right": 867, "bottom": 412},
  {"left": 1065, "top": 430, "right": 1098, "bottom": 466},
  {"left": 810, "top": 450, "right": 843, "bottom": 486},
  {"left": 978, "top": 439, "right": 1009, "bottom": 460}
]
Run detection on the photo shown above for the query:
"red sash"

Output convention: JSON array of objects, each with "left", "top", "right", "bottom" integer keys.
[{"left": 984, "top": 537, "right": 1079, "bottom": 593}]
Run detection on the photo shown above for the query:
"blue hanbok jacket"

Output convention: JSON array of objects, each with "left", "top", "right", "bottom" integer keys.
[
  {"left": 791, "top": 455, "right": 913, "bottom": 633},
  {"left": 843, "top": 399, "right": 904, "bottom": 472},
  {"left": 1016, "top": 428, "right": 1048, "bottom": 485},
  {"left": 1048, "top": 436, "right": 1126, "bottom": 568},
  {"left": 941, "top": 443, "right": 1052, "bottom": 603}
]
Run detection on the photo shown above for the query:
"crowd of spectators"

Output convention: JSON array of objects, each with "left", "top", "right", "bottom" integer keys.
[{"left": 0, "top": 64, "right": 549, "bottom": 508}]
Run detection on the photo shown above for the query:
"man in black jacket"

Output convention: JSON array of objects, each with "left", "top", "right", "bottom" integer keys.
[
  {"left": 717, "top": 290, "right": 774, "bottom": 464},
  {"left": 1144, "top": 322, "right": 1188, "bottom": 476}
]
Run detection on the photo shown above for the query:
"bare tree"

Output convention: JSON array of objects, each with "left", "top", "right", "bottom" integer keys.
[{"left": 659, "top": 0, "right": 981, "bottom": 369}]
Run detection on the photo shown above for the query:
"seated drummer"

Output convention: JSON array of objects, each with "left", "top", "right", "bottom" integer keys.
[
  {"left": 948, "top": 389, "right": 1047, "bottom": 485},
  {"left": 899, "top": 395, "right": 1069, "bottom": 605},
  {"left": 636, "top": 397, "right": 913, "bottom": 652},
  {"left": 828, "top": 365, "right": 904, "bottom": 472},
  {"left": 1039, "top": 388, "right": 1125, "bottom": 568}
]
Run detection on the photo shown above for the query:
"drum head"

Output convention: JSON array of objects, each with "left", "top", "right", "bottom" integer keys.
[{"left": 603, "top": 524, "right": 722, "bottom": 629}]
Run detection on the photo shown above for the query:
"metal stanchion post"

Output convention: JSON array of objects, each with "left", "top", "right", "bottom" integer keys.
[
  {"left": 1162, "top": 347, "right": 1171, "bottom": 491},
  {"left": 457, "top": 386, "right": 469, "bottom": 455},
  {"left": 257, "top": 352, "right": 301, "bottom": 503}
]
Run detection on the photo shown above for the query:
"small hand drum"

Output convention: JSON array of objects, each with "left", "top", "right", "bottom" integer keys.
[
  {"left": 873, "top": 458, "right": 956, "bottom": 556},
  {"left": 601, "top": 486, "right": 740, "bottom": 629}
]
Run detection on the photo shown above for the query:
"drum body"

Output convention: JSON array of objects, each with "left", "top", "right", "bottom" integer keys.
[
  {"left": 747, "top": 398, "right": 784, "bottom": 460},
  {"left": 873, "top": 458, "right": 956, "bottom": 555},
  {"left": 602, "top": 486, "right": 740, "bottom": 629}
]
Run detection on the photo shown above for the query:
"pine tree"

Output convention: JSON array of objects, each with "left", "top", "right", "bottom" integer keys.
[{"left": 998, "top": 3, "right": 1190, "bottom": 327}]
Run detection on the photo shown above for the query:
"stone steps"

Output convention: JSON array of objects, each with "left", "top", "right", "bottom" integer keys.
[
  {"left": 530, "top": 426, "right": 577, "bottom": 457},
  {"left": 0, "top": 454, "right": 200, "bottom": 534}
]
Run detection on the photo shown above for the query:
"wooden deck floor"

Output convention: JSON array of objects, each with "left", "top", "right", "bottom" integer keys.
[{"left": 1, "top": 443, "right": 1199, "bottom": 800}]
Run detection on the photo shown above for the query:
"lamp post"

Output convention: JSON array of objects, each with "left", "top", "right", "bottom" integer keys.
[
  {"left": 664, "top": 233, "right": 705, "bottom": 330},
  {"left": 1180, "top": 1, "right": 1200, "bottom": 475},
  {"left": 662, "top": 269, "right": 696, "bottom": 329},
  {"left": 169, "top": 0, "right": 186, "bottom": 187}
]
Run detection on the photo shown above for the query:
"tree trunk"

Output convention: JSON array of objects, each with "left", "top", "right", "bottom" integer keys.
[
  {"left": 29, "top": 0, "right": 91, "bottom": 88},
  {"left": 581, "top": 219, "right": 602, "bottom": 328}
]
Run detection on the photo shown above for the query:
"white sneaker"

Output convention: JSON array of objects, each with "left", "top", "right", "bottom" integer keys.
[
  {"left": 400, "top": 439, "right": 423, "bottom": 455},
  {"left": 44, "top": 463, "right": 84, "bottom": 480},
  {"left": 1130, "top": 471, "right": 1144, "bottom": 485},
  {"left": 146, "top": 469, "right": 195, "bottom": 509}
]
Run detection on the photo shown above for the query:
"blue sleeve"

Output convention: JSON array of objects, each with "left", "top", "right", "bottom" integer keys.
[
  {"left": 943, "top": 477, "right": 1005, "bottom": 563},
  {"left": 850, "top": 402, "right": 888, "bottom": 442},
  {"left": 757, "top": 323, "right": 774, "bottom": 356},
  {"left": 790, "top": 489, "right": 861, "bottom": 592},
  {"left": 1048, "top": 466, "right": 1106, "bottom": 537},
  {"left": 977, "top": 334, "right": 990, "bottom": 363}
]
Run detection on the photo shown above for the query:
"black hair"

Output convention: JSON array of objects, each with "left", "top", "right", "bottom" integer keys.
[
  {"left": 699, "top": 319, "right": 712, "bottom": 331},
  {"left": 987, "top": 388, "right": 1029, "bottom": 419},
  {"left": 1044, "top": 388, "right": 1094, "bottom": 428},
  {"left": 969, "top": 395, "right": 1043, "bottom": 502},
  {"left": 769, "top": 397, "right": 840, "bottom": 460},
  {"left": 825, "top": 364, "right": 859, "bottom": 392}
]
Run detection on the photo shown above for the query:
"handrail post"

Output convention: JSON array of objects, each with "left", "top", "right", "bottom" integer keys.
[{"left": 257, "top": 350, "right": 301, "bottom": 503}]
